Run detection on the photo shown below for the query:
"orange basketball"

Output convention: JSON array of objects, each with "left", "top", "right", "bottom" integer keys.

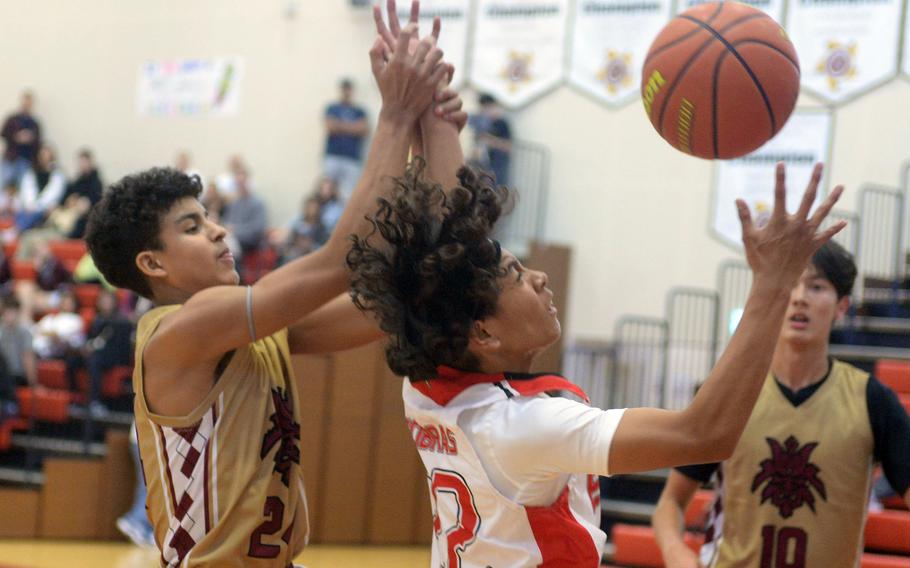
[{"left": 641, "top": 2, "right": 800, "bottom": 159}]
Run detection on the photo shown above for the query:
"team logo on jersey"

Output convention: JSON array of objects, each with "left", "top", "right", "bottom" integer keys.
[
  {"left": 751, "top": 435, "right": 827, "bottom": 518},
  {"left": 597, "top": 50, "right": 633, "bottom": 94},
  {"left": 261, "top": 387, "right": 301, "bottom": 487},
  {"left": 817, "top": 40, "right": 857, "bottom": 91},
  {"left": 501, "top": 51, "right": 533, "bottom": 92}
]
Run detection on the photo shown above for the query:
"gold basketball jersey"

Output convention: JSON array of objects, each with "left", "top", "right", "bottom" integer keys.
[
  {"left": 704, "top": 360, "right": 874, "bottom": 568},
  {"left": 134, "top": 305, "right": 308, "bottom": 567}
]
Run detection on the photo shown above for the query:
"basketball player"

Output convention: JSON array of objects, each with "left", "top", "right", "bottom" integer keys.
[
  {"left": 83, "top": 25, "right": 463, "bottom": 566},
  {"left": 652, "top": 242, "right": 910, "bottom": 568},
  {"left": 352, "top": 5, "right": 848, "bottom": 566}
]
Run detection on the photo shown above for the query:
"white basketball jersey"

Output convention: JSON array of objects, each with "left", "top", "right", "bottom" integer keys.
[{"left": 403, "top": 368, "right": 606, "bottom": 568}]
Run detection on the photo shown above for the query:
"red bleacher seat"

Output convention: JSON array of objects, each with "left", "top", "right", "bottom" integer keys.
[
  {"left": 241, "top": 247, "right": 278, "bottom": 285},
  {"left": 2, "top": 239, "right": 17, "bottom": 259},
  {"left": 10, "top": 260, "right": 35, "bottom": 281},
  {"left": 875, "top": 360, "right": 910, "bottom": 395},
  {"left": 101, "top": 365, "right": 133, "bottom": 398},
  {"left": 865, "top": 510, "right": 910, "bottom": 554},
  {"left": 683, "top": 490, "right": 714, "bottom": 529},
  {"left": 37, "top": 359, "right": 68, "bottom": 390},
  {"left": 15, "top": 387, "right": 71, "bottom": 423},
  {"left": 74, "top": 283, "right": 101, "bottom": 309},
  {"left": 611, "top": 524, "right": 703, "bottom": 568},
  {"left": 79, "top": 307, "right": 95, "bottom": 334},
  {"left": 862, "top": 553, "right": 910, "bottom": 568},
  {"left": 48, "top": 239, "right": 87, "bottom": 272}
]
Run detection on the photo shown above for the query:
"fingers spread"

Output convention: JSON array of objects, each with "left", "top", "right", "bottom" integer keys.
[
  {"left": 772, "top": 162, "right": 787, "bottom": 218},
  {"left": 808, "top": 184, "right": 843, "bottom": 227},
  {"left": 373, "top": 5, "right": 395, "bottom": 46},
  {"left": 369, "top": 37, "right": 387, "bottom": 76},
  {"left": 431, "top": 16, "right": 441, "bottom": 40},
  {"left": 409, "top": 0, "right": 420, "bottom": 25},
  {"left": 814, "top": 220, "right": 847, "bottom": 247},
  {"left": 736, "top": 198, "right": 754, "bottom": 236},
  {"left": 796, "top": 162, "right": 823, "bottom": 220},
  {"left": 387, "top": 0, "right": 401, "bottom": 35}
]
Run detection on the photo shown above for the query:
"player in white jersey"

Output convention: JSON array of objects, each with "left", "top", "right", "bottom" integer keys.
[{"left": 346, "top": 4, "right": 848, "bottom": 566}]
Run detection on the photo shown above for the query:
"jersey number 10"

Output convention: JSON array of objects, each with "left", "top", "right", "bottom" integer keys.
[{"left": 760, "top": 525, "right": 808, "bottom": 568}]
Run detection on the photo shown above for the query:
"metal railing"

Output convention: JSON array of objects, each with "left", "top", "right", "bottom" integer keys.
[
  {"left": 664, "top": 288, "right": 719, "bottom": 410},
  {"left": 857, "top": 184, "right": 903, "bottom": 282},
  {"left": 493, "top": 139, "right": 551, "bottom": 253},
  {"left": 612, "top": 316, "right": 668, "bottom": 409},
  {"left": 716, "top": 259, "right": 752, "bottom": 349},
  {"left": 563, "top": 340, "right": 614, "bottom": 411},
  {"left": 825, "top": 209, "right": 860, "bottom": 257}
]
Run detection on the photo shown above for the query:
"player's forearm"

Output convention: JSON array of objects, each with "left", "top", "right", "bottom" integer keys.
[
  {"left": 652, "top": 496, "right": 689, "bottom": 558},
  {"left": 681, "top": 279, "right": 789, "bottom": 459},
  {"left": 420, "top": 114, "right": 463, "bottom": 191},
  {"left": 323, "top": 112, "right": 413, "bottom": 254}
]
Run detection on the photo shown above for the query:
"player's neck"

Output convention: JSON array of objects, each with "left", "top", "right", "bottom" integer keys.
[
  {"left": 770, "top": 340, "right": 830, "bottom": 391},
  {"left": 476, "top": 351, "right": 536, "bottom": 375}
]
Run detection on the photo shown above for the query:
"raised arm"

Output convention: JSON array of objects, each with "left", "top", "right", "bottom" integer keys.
[
  {"left": 608, "top": 164, "right": 845, "bottom": 474},
  {"left": 147, "top": 27, "right": 447, "bottom": 371},
  {"left": 653, "top": 471, "right": 705, "bottom": 568}
]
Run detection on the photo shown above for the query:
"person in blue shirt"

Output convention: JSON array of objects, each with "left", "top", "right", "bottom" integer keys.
[{"left": 323, "top": 78, "right": 369, "bottom": 201}]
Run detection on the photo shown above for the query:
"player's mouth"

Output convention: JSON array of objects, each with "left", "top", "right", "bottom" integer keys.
[
  {"left": 218, "top": 249, "right": 235, "bottom": 266},
  {"left": 789, "top": 312, "right": 809, "bottom": 330}
]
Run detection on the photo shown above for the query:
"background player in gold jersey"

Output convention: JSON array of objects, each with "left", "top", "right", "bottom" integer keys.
[
  {"left": 652, "top": 241, "right": 910, "bottom": 568},
  {"left": 83, "top": 22, "right": 465, "bottom": 566}
]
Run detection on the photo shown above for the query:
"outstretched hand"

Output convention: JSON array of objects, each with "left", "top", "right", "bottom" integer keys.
[
  {"left": 737, "top": 162, "right": 846, "bottom": 291},
  {"left": 369, "top": 22, "right": 448, "bottom": 125}
]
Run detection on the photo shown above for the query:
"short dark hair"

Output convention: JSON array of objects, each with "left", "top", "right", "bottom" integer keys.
[
  {"left": 478, "top": 93, "right": 496, "bottom": 106},
  {"left": 347, "top": 160, "right": 509, "bottom": 380},
  {"left": 77, "top": 147, "right": 93, "bottom": 160},
  {"left": 811, "top": 241, "right": 857, "bottom": 299},
  {"left": 340, "top": 78, "right": 353, "bottom": 89},
  {"left": 85, "top": 168, "right": 202, "bottom": 299}
]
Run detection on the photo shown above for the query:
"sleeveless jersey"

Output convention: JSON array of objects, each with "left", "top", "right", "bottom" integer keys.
[
  {"left": 701, "top": 360, "right": 874, "bottom": 568},
  {"left": 134, "top": 305, "right": 308, "bottom": 567},
  {"left": 403, "top": 367, "right": 605, "bottom": 568}
]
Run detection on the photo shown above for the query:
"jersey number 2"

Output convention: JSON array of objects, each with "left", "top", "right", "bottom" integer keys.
[
  {"left": 248, "top": 496, "right": 291, "bottom": 558},
  {"left": 760, "top": 525, "right": 807, "bottom": 568},
  {"left": 430, "top": 469, "right": 481, "bottom": 568}
]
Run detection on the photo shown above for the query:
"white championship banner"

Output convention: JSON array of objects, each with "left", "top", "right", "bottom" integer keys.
[
  {"left": 711, "top": 110, "right": 832, "bottom": 249},
  {"left": 675, "top": 0, "right": 783, "bottom": 21},
  {"left": 137, "top": 57, "right": 243, "bottom": 118},
  {"left": 568, "top": 0, "right": 673, "bottom": 106},
  {"left": 903, "top": 0, "right": 910, "bottom": 78},
  {"left": 786, "top": 0, "right": 901, "bottom": 105},
  {"left": 387, "top": 0, "right": 471, "bottom": 88},
  {"left": 470, "top": 0, "right": 569, "bottom": 108}
]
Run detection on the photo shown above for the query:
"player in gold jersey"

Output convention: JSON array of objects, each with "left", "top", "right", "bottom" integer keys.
[
  {"left": 84, "top": 21, "right": 464, "bottom": 567},
  {"left": 653, "top": 241, "right": 910, "bottom": 568}
]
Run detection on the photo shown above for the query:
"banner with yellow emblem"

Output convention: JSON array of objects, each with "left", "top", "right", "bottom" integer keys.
[
  {"left": 785, "top": 0, "right": 901, "bottom": 105},
  {"left": 470, "top": 0, "right": 570, "bottom": 109},
  {"left": 675, "top": 0, "right": 783, "bottom": 21},
  {"left": 568, "top": 0, "right": 674, "bottom": 107}
]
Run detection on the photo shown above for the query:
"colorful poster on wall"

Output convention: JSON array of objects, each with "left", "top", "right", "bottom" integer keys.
[
  {"left": 470, "top": 0, "right": 569, "bottom": 109},
  {"left": 137, "top": 57, "right": 244, "bottom": 118},
  {"left": 674, "top": 0, "right": 783, "bottom": 21},
  {"left": 786, "top": 0, "right": 901, "bottom": 105},
  {"left": 385, "top": 0, "right": 471, "bottom": 88},
  {"left": 568, "top": 0, "right": 673, "bottom": 107},
  {"left": 711, "top": 110, "right": 832, "bottom": 250}
]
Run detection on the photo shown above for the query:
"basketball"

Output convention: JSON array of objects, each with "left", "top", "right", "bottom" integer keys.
[{"left": 641, "top": 2, "right": 800, "bottom": 159}]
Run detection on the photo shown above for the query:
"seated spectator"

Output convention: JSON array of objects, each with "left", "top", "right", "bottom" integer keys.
[
  {"left": 200, "top": 179, "right": 225, "bottom": 222},
  {"left": 17, "top": 143, "right": 65, "bottom": 231},
  {"left": 16, "top": 241, "right": 71, "bottom": 321},
  {"left": 0, "top": 181, "right": 20, "bottom": 222},
  {"left": 69, "top": 289, "right": 133, "bottom": 416},
  {"left": 0, "top": 297, "right": 36, "bottom": 418},
  {"left": 277, "top": 196, "right": 327, "bottom": 265},
  {"left": 174, "top": 150, "right": 205, "bottom": 188},
  {"left": 54, "top": 148, "right": 103, "bottom": 238},
  {"left": 222, "top": 168, "right": 267, "bottom": 258},
  {"left": 313, "top": 176, "right": 344, "bottom": 235},
  {"left": 33, "top": 288, "right": 84, "bottom": 361},
  {"left": 214, "top": 154, "right": 254, "bottom": 204}
]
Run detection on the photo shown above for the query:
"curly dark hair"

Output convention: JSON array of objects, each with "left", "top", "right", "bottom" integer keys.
[
  {"left": 347, "top": 160, "right": 510, "bottom": 380},
  {"left": 85, "top": 167, "right": 202, "bottom": 299}
]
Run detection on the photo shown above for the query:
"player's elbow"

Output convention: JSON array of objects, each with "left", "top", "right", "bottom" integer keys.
[{"left": 681, "top": 415, "right": 736, "bottom": 463}]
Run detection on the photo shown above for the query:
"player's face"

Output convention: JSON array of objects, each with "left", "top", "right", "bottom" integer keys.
[
  {"left": 153, "top": 198, "right": 239, "bottom": 295},
  {"left": 780, "top": 265, "right": 848, "bottom": 347},
  {"left": 480, "top": 250, "right": 561, "bottom": 359}
]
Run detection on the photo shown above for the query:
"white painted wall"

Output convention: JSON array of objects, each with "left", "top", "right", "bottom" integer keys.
[{"left": 1, "top": 0, "right": 906, "bottom": 340}]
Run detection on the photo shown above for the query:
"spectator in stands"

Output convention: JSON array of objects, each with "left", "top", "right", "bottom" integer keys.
[
  {"left": 313, "top": 176, "right": 344, "bottom": 235},
  {"left": 0, "top": 298, "right": 36, "bottom": 406},
  {"left": 323, "top": 77, "right": 369, "bottom": 200},
  {"left": 17, "top": 143, "right": 65, "bottom": 231},
  {"left": 222, "top": 168, "right": 267, "bottom": 259},
  {"left": 70, "top": 289, "right": 133, "bottom": 416},
  {"left": 1, "top": 90, "right": 42, "bottom": 187},
  {"left": 174, "top": 150, "right": 205, "bottom": 188},
  {"left": 15, "top": 241, "right": 71, "bottom": 322},
  {"left": 214, "top": 154, "right": 253, "bottom": 204},
  {"left": 277, "top": 196, "right": 327, "bottom": 265},
  {"left": 200, "top": 180, "right": 225, "bottom": 222},
  {"left": 33, "top": 288, "right": 84, "bottom": 363},
  {"left": 56, "top": 148, "right": 103, "bottom": 238},
  {"left": 0, "top": 181, "right": 20, "bottom": 221},
  {"left": 468, "top": 93, "right": 512, "bottom": 186},
  {"left": 652, "top": 242, "right": 910, "bottom": 568}
]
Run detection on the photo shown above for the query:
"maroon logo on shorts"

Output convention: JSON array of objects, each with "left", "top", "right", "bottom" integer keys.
[
  {"left": 751, "top": 435, "right": 827, "bottom": 519},
  {"left": 261, "top": 387, "right": 300, "bottom": 487}
]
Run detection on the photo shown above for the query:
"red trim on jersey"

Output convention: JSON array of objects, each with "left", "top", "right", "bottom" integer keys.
[
  {"left": 525, "top": 485, "right": 601, "bottom": 567},
  {"left": 411, "top": 366, "right": 589, "bottom": 406}
]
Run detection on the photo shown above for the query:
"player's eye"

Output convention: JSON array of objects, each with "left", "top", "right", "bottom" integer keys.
[{"left": 185, "top": 224, "right": 199, "bottom": 234}]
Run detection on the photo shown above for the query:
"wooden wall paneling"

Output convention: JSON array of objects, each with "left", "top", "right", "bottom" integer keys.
[
  {"left": 97, "top": 429, "right": 135, "bottom": 539},
  {"left": 411, "top": 457, "right": 432, "bottom": 544},
  {"left": 0, "top": 487, "right": 40, "bottom": 537},
  {"left": 40, "top": 458, "right": 105, "bottom": 538},
  {"left": 293, "top": 354, "right": 332, "bottom": 543},
  {"left": 318, "top": 343, "right": 382, "bottom": 543}
]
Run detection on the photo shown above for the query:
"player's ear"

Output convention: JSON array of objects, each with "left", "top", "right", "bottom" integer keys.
[
  {"left": 136, "top": 250, "right": 167, "bottom": 279},
  {"left": 835, "top": 293, "right": 850, "bottom": 321},
  {"left": 469, "top": 320, "right": 500, "bottom": 352}
]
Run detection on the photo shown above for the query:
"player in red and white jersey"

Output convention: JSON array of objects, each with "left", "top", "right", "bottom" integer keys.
[{"left": 350, "top": 6, "right": 847, "bottom": 567}]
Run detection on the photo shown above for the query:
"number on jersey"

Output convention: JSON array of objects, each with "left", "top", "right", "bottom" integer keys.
[{"left": 430, "top": 469, "right": 481, "bottom": 568}]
